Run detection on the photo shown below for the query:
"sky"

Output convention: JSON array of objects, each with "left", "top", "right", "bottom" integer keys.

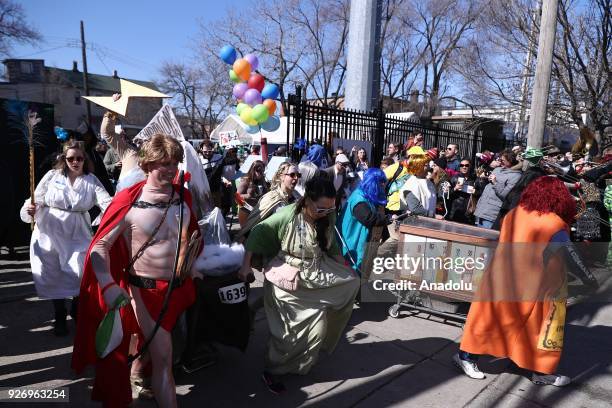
[{"left": 9, "top": 0, "right": 245, "bottom": 83}]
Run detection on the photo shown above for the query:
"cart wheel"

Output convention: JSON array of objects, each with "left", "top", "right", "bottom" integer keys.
[{"left": 388, "top": 304, "right": 400, "bottom": 318}]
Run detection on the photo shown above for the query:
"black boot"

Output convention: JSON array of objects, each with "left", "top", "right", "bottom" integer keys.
[
  {"left": 52, "top": 299, "right": 68, "bottom": 336},
  {"left": 69, "top": 297, "right": 79, "bottom": 324}
]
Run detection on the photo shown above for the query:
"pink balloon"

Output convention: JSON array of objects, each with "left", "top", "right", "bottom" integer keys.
[
  {"left": 232, "top": 83, "right": 248, "bottom": 99},
  {"left": 244, "top": 88, "right": 262, "bottom": 105},
  {"left": 244, "top": 54, "right": 259, "bottom": 71}
]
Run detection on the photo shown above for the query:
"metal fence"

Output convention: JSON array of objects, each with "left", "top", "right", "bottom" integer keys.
[{"left": 286, "top": 86, "right": 485, "bottom": 166}]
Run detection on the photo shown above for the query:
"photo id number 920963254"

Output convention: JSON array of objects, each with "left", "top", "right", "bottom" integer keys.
[{"left": 218, "top": 282, "right": 247, "bottom": 304}]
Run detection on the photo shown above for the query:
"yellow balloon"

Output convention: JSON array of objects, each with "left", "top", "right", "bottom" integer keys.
[{"left": 240, "top": 106, "right": 258, "bottom": 126}]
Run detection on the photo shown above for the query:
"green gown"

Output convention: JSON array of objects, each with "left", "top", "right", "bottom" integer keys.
[{"left": 246, "top": 203, "right": 359, "bottom": 375}]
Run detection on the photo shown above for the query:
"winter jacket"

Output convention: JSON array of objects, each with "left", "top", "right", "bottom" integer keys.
[{"left": 474, "top": 167, "right": 522, "bottom": 222}]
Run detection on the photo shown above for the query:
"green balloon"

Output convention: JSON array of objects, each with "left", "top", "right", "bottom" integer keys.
[
  {"left": 236, "top": 102, "right": 248, "bottom": 115},
  {"left": 229, "top": 69, "right": 241, "bottom": 83},
  {"left": 251, "top": 104, "right": 270, "bottom": 124}
]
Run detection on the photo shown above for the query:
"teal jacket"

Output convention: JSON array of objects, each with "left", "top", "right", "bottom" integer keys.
[{"left": 337, "top": 188, "right": 374, "bottom": 274}]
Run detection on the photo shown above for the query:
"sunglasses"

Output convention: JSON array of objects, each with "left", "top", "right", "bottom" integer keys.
[
  {"left": 460, "top": 164, "right": 470, "bottom": 167},
  {"left": 66, "top": 156, "right": 84, "bottom": 163},
  {"left": 283, "top": 172, "right": 301, "bottom": 179},
  {"left": 314, "top": 205, "right": 336, "bottom": 215}
]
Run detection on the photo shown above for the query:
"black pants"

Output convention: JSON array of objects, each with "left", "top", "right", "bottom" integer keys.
[{"left": 52, "top": 297, "right": 78, "bottom": 323}]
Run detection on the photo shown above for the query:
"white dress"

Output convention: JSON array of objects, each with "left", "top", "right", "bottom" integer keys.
[{"left": 20, "top": 170, "right": 112, "bottom": 299}]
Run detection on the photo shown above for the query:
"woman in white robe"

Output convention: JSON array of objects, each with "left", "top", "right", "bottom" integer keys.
[{"left": 20, "top": 141, "right": 112, "bottom": 336}]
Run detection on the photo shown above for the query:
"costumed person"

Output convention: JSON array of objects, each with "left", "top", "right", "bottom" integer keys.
[
  {"left": 295, "top": 160, "right": 321, "bottom": 197},
  {"left": 100, "top": 94, "right": 141, "bottom": 186},
  {"left": 220, "top": 147, "right": 240, "bottom": 216},
  {"left": 454, "top": 176, "right": 599, "bottom": 386},
  {"left": 383, "top": 157, "right": 411, "bottom": 214},
  {"left": 238, "top": 176, "right": 359, "bottom": 394},
  {"left": 398, "top": 151, "right": 438, "bottom": 218},
  {"left": 82, "top": 126, "right": 115, "bottom": 195},
  {"left": 237, "top": 160, "right": 269, "bottom": 227},
  {"left": 235, "top": 162, "right": 300, "bottom": 242},
  {"left": 20, "top": 141, "right": 112, "bottom": 336},
  {"left": 338, "top": 168, "right": 389, "bottom": 274},
  {"left": 199, "top": 140, "right": 224, "bottom": 208},
  {"left": 72, "top": 134, "right": 202, "bottom": 408},
  {"left": 303, "top": 143, "right": 328, "bottom": 169}
]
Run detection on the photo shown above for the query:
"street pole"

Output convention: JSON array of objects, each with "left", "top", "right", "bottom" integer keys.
[
  {"left": 191, "top": 85, "right": 196, "bottom": 138},
  {"left": 526, "top": 0, "right": 558, "bottom": 148},
  {"left": 80, "top": 20, "right": 92, "bottom": 126}
]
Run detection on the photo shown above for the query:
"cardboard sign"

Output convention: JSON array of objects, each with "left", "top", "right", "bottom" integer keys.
[
  {"left": 133, "top": 104, "right": 185, "bottom": 144},
  {"left": 219, "top": 130, "right": 239, "bottom": 146},
  {"left": 83, "top": 79, "right": 169, "bottom": 116}
]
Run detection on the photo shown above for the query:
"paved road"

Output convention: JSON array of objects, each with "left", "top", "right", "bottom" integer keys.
[{"left": 1, "top": 247, "right": 611, "bottom": 407}]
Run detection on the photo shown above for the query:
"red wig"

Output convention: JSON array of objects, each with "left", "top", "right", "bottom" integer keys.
[{"left": 519, "top": 176, "right": 576, "bottom": 225}]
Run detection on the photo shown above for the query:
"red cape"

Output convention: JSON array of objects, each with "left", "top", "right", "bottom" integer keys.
[{"left": 72, "top": 180, "right": 200, "bottom": 407}]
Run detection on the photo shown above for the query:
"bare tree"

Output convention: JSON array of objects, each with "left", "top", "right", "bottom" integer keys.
[
  {"left": 379, "top": 0, "right": 424, "bottom": 102},
  {"left": 403, "top": 0, "right": 482, "bottom": 117},
  {"left": 0, "top": 0, "right": 41, "bottom": 56},
  {"left": 457, "top": 0, "right": 611, "bottom": 136},
  {"left": 286, "top": 0, "right": 350, "bottom": 105},
  {"left": 158, "top": 60, "right": 232, "bottom": 138}
]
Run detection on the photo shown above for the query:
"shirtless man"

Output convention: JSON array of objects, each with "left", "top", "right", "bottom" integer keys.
[{"left": 73, "top": 133, "right": 201, "bottom": 407}]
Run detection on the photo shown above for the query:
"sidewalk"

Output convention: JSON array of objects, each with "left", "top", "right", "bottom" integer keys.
[{"left": 1, "top": 248, "right": 611, "bottom": 407}]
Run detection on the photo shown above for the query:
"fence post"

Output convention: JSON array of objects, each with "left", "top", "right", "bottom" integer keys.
[{"left": 373, "top": 99, "right": 385, "bottom": 166}]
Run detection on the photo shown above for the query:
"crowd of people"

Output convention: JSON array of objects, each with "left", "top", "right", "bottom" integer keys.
[{"left": 17, "top": 98, "right": 612, "bottom": 406}]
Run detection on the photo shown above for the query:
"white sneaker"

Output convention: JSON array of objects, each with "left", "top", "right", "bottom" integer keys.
[
  {"left": 531, "top": 373, "right": 571, "bottom": 387},
  {"left": 453, "top": 353, "right": 486, "bottom": 379}
]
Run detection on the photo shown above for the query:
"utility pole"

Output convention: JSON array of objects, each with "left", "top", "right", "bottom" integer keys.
[
  {"left": 526, "top": 0, "right": 559, "bottom": 148},
  {"left": 80, "top": 20, "right": 92, "bottom": 126},
  {"left": 191, "top": 85, "right": 196, "bottom": 138}
]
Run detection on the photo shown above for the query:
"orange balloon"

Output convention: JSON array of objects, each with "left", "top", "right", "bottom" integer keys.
[
  {"left": 263, "top": 98, "right": 276, "bottom": 115},
  {"left": 232, "top": 58, "right": 251, "bottom": 81}
]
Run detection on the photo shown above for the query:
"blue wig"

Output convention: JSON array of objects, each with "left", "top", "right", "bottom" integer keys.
[
  {"left": 359, "top": 168, "right": 387, "bottom": 206},
  {"left": 306, "top": 144, "right": 326, "bottom": 168}
]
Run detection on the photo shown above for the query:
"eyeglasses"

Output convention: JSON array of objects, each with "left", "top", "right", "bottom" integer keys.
[
  {"left": 283, "top": 172, "right": 301, "bottom": 179},
  {"left": 460, "top": 164, "right": 470, "bottom": 168},
  {"left": 338, "top": 162, "right": 348, "bottom": 167},
  {"left": 314, "top": 206, "right": 336, "bottom": 215},
  {"left": 66, "top": 156, "right": 84, "bottom": 163}
]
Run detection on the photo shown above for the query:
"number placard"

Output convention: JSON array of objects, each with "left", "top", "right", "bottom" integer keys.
[{"left": 218, "top": 282, "right": 248, "bottom": 304}]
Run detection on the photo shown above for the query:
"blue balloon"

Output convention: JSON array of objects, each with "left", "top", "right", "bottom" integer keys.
[
  {"left": 261, "top": 83, "right": 280, "bottom": 100},
  {"left": 219, "top": 45, "right": 237, "bottom": 65},
  {"left": 54, "top": 126, "right": 68, "bottom": 141},
  {"left": 246, "top": 125, "right": 260, "bottom": 134},
  {"left": 261, "top": 115, "right": 280, "bottom": 132}
]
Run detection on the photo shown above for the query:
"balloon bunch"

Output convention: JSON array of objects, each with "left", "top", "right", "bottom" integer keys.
[{"left": 219, "top": 45, "right": 281, "bottom": 132}]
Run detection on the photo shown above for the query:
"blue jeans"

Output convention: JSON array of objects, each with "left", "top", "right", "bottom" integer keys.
[{"left": 475, "top": 217, "right": 494, "bottom": 229}]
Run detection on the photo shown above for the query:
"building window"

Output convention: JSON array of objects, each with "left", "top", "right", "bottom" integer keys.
[
  {"left": 74, "top": 90, "right": 81, "bottom": 105},
  {"left": 20, "top": 61, "right": 34, "bottom": 74}
]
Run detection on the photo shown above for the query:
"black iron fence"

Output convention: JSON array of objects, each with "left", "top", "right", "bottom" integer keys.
[{"left": 286, "top": 86, "right": 489, "bottom": 166}]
